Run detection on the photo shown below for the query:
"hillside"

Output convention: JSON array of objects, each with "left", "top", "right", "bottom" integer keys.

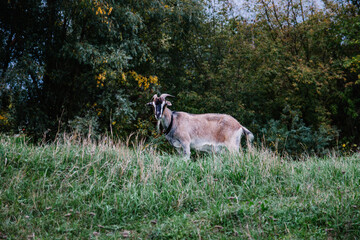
[{"left": 1, "top": 135, "right": 360, "bottom": 239}]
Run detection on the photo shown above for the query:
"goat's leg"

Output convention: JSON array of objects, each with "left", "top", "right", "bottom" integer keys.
[
  {"left": 228, "top": 144, "right": 240, "bottom": 154},
  {"left": 181, "top": 143, "right": 191, "bottom": 160},
  {"left": 175, "top": 145, "right": 190, "bottom": 159},
  {"left": 225, "top": 137, "right": 241, "bottom": 155},
  {"left": 175, "top": 147, "right": 183, "bottom": 155}
]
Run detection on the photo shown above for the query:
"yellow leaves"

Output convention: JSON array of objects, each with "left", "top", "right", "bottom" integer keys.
[
  {"left": 162, "top": 3, "right": 174, "bottom": 12},
  {"left": 97, "top": 81, "right": 104, "bottom": 87},
  {"left": 148, "top": 75, "right": 159, "bottom": 85},
  {"left": 95, "top": 70, "right": 158, "bottom": 90},
  {"left": 128, "top": 71, "right": 159, "bottom": 90},
  {"left": 93, "top": 1, "right": 113, "bottom": 30},
  {"left": 121, "top": 72, "right": 127, "bottom": 83},
  {"left": 94, "top": 2, "right": 112, "bottom": 16},
  {"left": 87, "top": 102, "right": 102, "bottom": 116},
  {"left": 95, "top": 71, "right": 106, "bottom": 87},
  {"left": 96, "top": 7, "right": 103, "bottom": 15},
  {"left": 0, "top": 112, "right": 10, "bottom": 126},
  {"left": 96, "top": 71, "right": 106, "bottom": 81},
  {"left": 96, "top": 108, "right": 103, "bottom": 116}
]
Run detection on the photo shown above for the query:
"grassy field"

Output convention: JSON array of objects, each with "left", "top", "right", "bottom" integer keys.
[{"left": 1, "top": 135, "right": 360, "bottom": 239}]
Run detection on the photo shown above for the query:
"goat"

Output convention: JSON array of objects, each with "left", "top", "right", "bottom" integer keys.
[{"left": 147, "top": 93, "right": 254, "bottom": 159}]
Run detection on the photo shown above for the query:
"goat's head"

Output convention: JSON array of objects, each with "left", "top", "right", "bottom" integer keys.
[{"left": 146, "top": 93, "right": 174, "bottom": 120}]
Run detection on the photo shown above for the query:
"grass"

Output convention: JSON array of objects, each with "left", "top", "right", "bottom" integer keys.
[{"left": 0, "top": 134, "right": 360, "bottom": 239}]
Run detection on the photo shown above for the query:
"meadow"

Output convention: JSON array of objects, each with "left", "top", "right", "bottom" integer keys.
[{"left": 1, "top": 135, "right": 360, "bottom": 239}]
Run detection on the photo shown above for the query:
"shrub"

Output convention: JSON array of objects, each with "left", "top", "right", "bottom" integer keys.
[{"left": 259, "top": 112, "right": 338, "bottom": 157}]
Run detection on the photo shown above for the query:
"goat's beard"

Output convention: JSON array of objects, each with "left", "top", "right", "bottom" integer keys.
[{"left": 157, "top": 120, "right": 161, "bottom": 133}]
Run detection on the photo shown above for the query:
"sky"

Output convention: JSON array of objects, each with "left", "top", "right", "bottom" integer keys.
[{"left": 219, "top": 0, "right": 326, "bottom": 20}]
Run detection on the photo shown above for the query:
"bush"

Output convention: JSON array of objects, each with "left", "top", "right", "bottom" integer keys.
[{"left": 259, "top": 110, "right": 338, "bottom": 157}]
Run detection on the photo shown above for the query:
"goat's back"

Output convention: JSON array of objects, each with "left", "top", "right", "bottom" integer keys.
[{"left": 174, "top": 112, "right": 242, "bottom": 143}]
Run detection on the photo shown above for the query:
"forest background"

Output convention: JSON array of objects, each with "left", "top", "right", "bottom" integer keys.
[{"left": 0, "top": 0, "right": 359, "bottom": 156}]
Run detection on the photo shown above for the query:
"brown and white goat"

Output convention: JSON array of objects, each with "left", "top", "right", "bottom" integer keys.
[{"left": 147, "top": 93, "right": 254, "bottom": 159}]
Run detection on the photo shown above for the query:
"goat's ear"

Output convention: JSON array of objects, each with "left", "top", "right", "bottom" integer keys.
[
  {"left": 166, "top": 100, "right": 172, "bottom": 106},
  {"left": 146, "top": 102, "right": 153, "bottom": 107}
]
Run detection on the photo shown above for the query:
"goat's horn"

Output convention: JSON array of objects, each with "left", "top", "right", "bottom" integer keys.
[
  {"left": 151, "top": 94, "right": 158, "bottom": 100},
  {"left": 160, "top": 93, "right": 174, "bottom": 99}
]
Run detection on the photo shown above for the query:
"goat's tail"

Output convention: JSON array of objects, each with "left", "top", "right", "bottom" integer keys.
[{"left": 242, "top": 126, "right": 254, "bottom": 142}]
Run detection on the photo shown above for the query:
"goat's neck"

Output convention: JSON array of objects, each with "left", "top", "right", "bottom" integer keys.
[{"left": 160, "top": 107, "right": 172, "bottom": 129}]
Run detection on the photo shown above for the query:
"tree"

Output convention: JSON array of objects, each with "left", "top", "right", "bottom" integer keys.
[{"left": 0, "top": 0, "right": 204, "bottom": 140}]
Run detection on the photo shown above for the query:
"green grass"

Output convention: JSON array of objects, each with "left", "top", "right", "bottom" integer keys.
[{"left": 1, "top": 135, "right": 360, "bottom": 239}]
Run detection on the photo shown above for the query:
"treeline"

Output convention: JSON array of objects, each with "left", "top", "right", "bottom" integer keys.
[{"left": 0, "top": 0, "right": 359, "bottom": 155}]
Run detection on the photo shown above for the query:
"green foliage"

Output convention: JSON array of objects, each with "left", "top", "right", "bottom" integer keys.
[
  {"left": 1, "top": 135, "right": 360, "bottom": 238},
  {"left": 164, "top": 0, "right": 360, "bottom": 154},
  {"left": 0, "top": 0, "right": 203, "bottom": 140},
  {"left": 0, "top": 0, "right": 359, "bottom": 154},
  {"left": 259, "top": 109, "right": 338, "bottom": 157}
]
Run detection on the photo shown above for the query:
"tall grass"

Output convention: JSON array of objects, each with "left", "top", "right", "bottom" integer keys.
[{"left": 1, "top": 134, "right": 360, "bottom": 239}]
